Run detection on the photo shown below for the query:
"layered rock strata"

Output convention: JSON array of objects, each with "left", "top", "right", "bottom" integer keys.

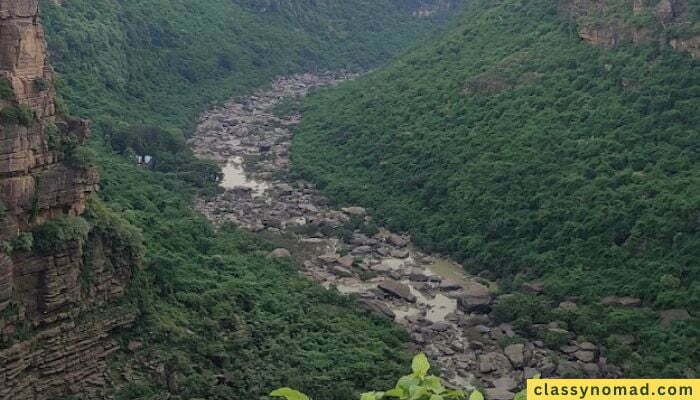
[
  {"left": 0, "top": 2, "right": 137, "bottom": 399},
  {"left": 562, "top": 0, "right": 699, "bottom": 57}
]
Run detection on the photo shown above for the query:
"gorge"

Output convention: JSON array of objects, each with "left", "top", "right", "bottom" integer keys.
[{"left": 0, "top": 0, "right": 697, "bottom": 398}]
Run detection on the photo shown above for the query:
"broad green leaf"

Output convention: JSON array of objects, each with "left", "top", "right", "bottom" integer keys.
[
  {"left": 514, "top": 391, "right": 527, "bottom": 400},
  {"left": 409, "top": 386, "right": 429, "bottom": 400},
  {"left": 386, "top": 389, "right": 406, "bottom": 398},
  {"left": 411, "top": 353, "right": 430, "bottom": 378},
  {"left": 270, "top": 388, "right": 310, "bottom": 400},
  {"left": 361, "top": 392, "right": 377, "bottom": 400},
  {"left": 397, "top": 375, "right": 420, "bottom": 391},
  {"left": 362, "top": 391, "right": 386, "bottom": 400},
  {"left": 423, "top": 376, "right": 445, "bottom": 394},
  {"left": 469, "top": 390, "right": 484, "bottom": 400},
  {"left": 430, "top": 395, "right": 444, "bottom": 400}
]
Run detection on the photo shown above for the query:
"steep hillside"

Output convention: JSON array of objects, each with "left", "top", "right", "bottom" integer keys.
[
  {"left": 293, "top": 0, "right": 699, "bottom": 377},
  {"left": 41, "top": 0, "right": 460, "bottom": 132}
]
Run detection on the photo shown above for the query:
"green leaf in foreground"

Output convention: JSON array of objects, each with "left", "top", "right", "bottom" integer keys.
[
  {"left": 412, "top": 353, "right": 431, "bottom": 378},
  {"left": 271, "top": 388, "right": 311, "bottom": 400}
]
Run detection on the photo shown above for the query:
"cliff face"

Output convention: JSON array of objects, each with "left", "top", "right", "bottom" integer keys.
[
  {"left": 0, "top": 2, "right": 137, "bottom": 399},
  {"left": 562, "top": 0, "right": 699, "bottom": 57}
]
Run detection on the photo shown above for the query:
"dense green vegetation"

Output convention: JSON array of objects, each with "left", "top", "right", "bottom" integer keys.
[
  {"left": 92, "top": 150, "right": 408, "bottom": 400},
  {"left": 38, "top": 0, "right": 460, "bottom": 398},
  {"left": 292, "top": 0, "right": 699, "bottom": 376},
  {"left": 270, "top": 353, "right": 486, "bottom": 400},
  {"left": 42, "top": 0, "right": 456, "bottom": 133}
]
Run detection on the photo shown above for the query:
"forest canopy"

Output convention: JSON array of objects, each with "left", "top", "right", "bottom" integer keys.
[{"left": 292, "top": 0, "right": 700, "bottom": 377}]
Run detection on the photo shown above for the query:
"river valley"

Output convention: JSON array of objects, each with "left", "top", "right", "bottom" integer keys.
[{"left": 188, "top": 73, "right": 621, "bottom": 399}]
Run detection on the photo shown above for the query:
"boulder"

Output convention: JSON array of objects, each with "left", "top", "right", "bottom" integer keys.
[
  {"left": 504, "top": 343, "right": 525, "bottom": 367},
  {"left": 479, "top": 352, "right": 512, "bottom": 373},
  {"left": 459, "top": 314, "right": 490, "bottom": 328},
  {"left": 318, "top": 254, "right": 338, "bottom": 264},
  {"left": 351, "top": 246, "right": 373, "bottom": 255},
  {"left": 521, "top": 282, "right": 545, "bottom": 294},
  {"left": 262, "top": 216, "right": 283, "bottom": 229},
  {"left": 484, "top": 388, "right": 515, "bottom": 400},
  {"left": 578, "top": 342, "right": 597, "bottom": 351},
  {"left": 574, "top": 350, "right": 596, "bottom": 363},
  {"left": 350, "top": 234, "right": 371, "bottom": 245},
  {"left": 439, "top": 279, "right": 462, "bottom": 291},
  {"left": 268, "top": 248, "right": 291, "bottom": 258},
  {"left": 560, "top": 345, "right": 579, "bottom": 354},
  {"left": 357, "top": 299, "right": 395, "bottom": 319},
  {"left": 387, "top": 233, "right": 408, "bottom": 247},
  {"left": 341, "top": 206, "right": 367, "bottom": 216},
  {"left": 458, "top": 295, "right": 491, "bottom": 314},
  {"left": 493, "top": 376, "right": 518, "bottom": 391},
  {"left": 391, "top": 249, "right": 410, "bottom": 259},
  {"left": 556, "top": 360, "right": 582, "bottom": 377},
  {"left": 659, "top": 309, "right": 691, "bottom": 327},
  {"left": 523, "top": 367, "right": 540, "bottom": 379},
  {"left": 276, "top": 183, "right": 294, "bottom": 195},
  {"left": 408, "top": 270, "right": 430, "bottom": 282},
  {"left": 331, "top": 266, "right": 354, "bottom": 278},
  {"left": 464, "top": 281, "right": 491, "bottom": 297},
  {"left": 378, "top": 280, "right": 416, "bottom": 303},
  {"left": 337, "top": 255, "right": 355, "bottom": 268},
  {"left": 457, "top": 282, "right": 492, "bottom": 314},
  {"left": 430, "top": 322, "right": 451, "bottom": 332},
  {"left": 582, "top": 362, "right": 601, "bottom": 377},
  {"left": 600, "top": 296, "right": 641, "bottom": 307}
]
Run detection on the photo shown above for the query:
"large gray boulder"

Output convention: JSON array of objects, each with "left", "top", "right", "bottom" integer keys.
[
  {"left": 479, "top": 352, "right": 512, "bottom": 374},
  {"left": 378, "top": 280, "right": 417, "bottom": 303},
  {"left": 504, "top": 343, "right": 526, "bottom": 367},
  {"left": 267, "top": 248, "right": 291, "bottom": 258},
  {"left": 457, "top": 281, "right": 493, "bottom": 314}
]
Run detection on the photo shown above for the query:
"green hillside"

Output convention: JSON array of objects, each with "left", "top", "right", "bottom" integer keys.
[
  {"left": 292, "top": 0, "right": 699, "bottom": 376},
  {"left": 38, "top": 1, "right": 460, "bottom": 398},
  {"left": 42, "top": 0, "right": 456, "bottom": 132}
]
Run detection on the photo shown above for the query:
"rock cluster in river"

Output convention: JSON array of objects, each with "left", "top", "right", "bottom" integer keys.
[{"left": 190, "top": 73, "right": 621, "bottom": 395}]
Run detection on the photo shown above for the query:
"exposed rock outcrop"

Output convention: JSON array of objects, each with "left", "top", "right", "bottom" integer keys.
[
  {"left": 562, "top": 0, "right": 699, "bottom": 58},
  {"left": 0, "top": 2, "right": 138, "bottom": 399}
]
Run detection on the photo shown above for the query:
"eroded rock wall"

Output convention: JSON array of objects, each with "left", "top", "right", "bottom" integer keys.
[
  {"left": 0, "top": 2, "right": 137, "bottom": 399},
  {"left": 562, "top": 0, "right": 699, "bottom": 57}
]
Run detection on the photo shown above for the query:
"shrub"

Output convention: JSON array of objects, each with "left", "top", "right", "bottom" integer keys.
[
  {"left": 0, "top": 105, "right": 35, "bottom": 126},
  {"left": 83, "top": 198, "right": 144, "bottom": 260},
  {"left": 271, "top": 354, "right": 483, "bottom": 400},
  {"left": 491, "top": 293, "right": 553, "bottom": 326},
  {"left": 32, "top": 216, "right": 90, "bottom": 255},
  {"left": 65, "top": 145, "right": 97, "bottom": 170},
  {"left": 10, "top": 233, "right": 34, "bottom": 253},
  {"left": 33, "top": 78, "right": 49, "bottom": 92},
  {"left": 44, "top": 122, "right": 61, "bottom": 150},
  {"left": 0, "top": 78, "right": 14, "bottom": 100}
]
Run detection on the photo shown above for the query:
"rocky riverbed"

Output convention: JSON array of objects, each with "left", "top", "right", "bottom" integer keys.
[{"left": 189, "top": 72, "right": 620, "bottom": 398}]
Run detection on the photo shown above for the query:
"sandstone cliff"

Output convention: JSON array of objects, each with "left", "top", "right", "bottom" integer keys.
[
  {"left": 0, "top": 2, "right": 139, "bottom": 399},
  {"left": 562, "top": 0, "right": 699, "bottom": 57}
]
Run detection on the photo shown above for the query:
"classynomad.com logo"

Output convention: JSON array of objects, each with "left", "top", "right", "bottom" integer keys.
[{"left": 527, "top": 380, "right": 699, "bottom": 400}]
